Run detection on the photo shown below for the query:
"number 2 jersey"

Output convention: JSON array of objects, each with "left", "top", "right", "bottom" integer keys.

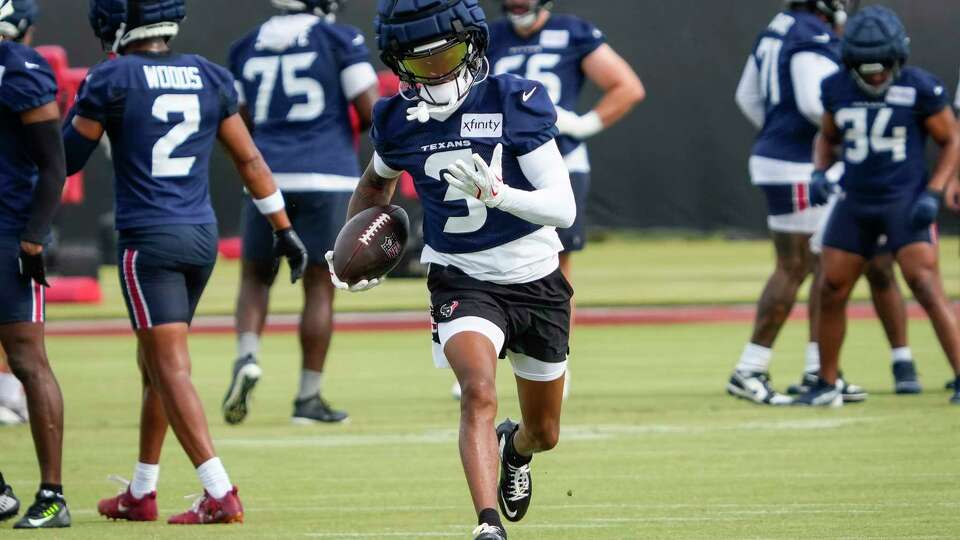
[
  {"left": 72, "top": 51, "right": 239, "bottom": 230},
  {"left": 487, "top": 14, "right": 604, "bottom": 173},
  {"left": 821, "top": 66, "right": 949, "bottom": 203},
  {"left": 229, "top": 13, "right": 377, "bottom": 192},
  {"left": 371, "top": 74, "right": 562, "bottom": 284},
  {"left": 0, "top": 40, "right": 58, "bottom": 238}
]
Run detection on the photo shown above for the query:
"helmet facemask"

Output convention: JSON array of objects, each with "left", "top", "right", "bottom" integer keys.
[
  {"left": 502, "top": 0, "right": 549, "bottom": 30},
  {"left": 850, "top": 60, "right": 900, "bottom": 98},
  {"left": 394, "top": 32, "right": 488, "bottom": 108}
]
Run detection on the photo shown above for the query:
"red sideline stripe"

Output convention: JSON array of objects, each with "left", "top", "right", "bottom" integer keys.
[{"left": 122, "top": 250, "right": 150, "bottom": 329}]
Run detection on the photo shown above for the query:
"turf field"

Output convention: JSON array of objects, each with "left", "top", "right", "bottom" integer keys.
[{"left": 4, "top": 320, "right": 960, "bottom": 539}]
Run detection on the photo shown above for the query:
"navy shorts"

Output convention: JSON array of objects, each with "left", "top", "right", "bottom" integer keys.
[
  {"left": 557, "top": 172, "right": 590, "bottom": 252},
  {"left": 760, "top": 183, "right": 812, "bottom": 216},
  {"left": 0, "top": 234, "right": 44, "bottom": 325},
  {"left": 822, "top": 194, "right": 934, "bottom": 259},
  {"left": 117, "top": 224, "right": 218, "bottom": 330},
  {"left": 241, "top": 191, "right": 350, "bottom": 270}
]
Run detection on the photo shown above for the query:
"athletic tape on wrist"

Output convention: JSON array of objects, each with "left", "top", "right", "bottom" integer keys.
[{"left": 253, "top": 190, "right": 285, "bottom": 215}]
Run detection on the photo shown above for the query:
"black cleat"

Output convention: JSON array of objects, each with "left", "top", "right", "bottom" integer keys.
[
  {"left": 786, "top": 371, "right": 818, "bottom": 396},
  {"left": 951, "top": 377, "right": 960, "bottom": 405},
  {"left": 12, "top": 490, "right": 70, "bottom": 529},
  {"left": 0, "top": 484, "right": 19, "bottom": 522},
  {"left": 292, "top": 394, "right": 349, "bottom": 424},
  {"left": 473, "top": 523, "right": 507, "bottom": 540},
  {"left": 947, "top": 379, "right": 956, "bottom": 391},
  {"left": 892, "top": 360, "right": 922, "bottom": 394},
  {"left": 789, "top": 371, "right": 865, "bottom": 402},
  {"left": 222, "top": 354, "right": 262, "bottom": 425},
  {"left": 793, "top": 377, "right": 843, "bottom": 408},
  {"left": 496, "top": 419, "right": 532, "bottom": 522}
]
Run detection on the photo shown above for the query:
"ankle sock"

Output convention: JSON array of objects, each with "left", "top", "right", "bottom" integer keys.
[
  {"left": 196, "top": 457, "right": 232, "bottom": 499},
  {"left": 39, "top": 483, "right": 63, "bottom": 498},
  {"left": 131, "top": 462, "right": 159, "bottom": 499},
  {"left": 478, "top": 507, "right": 502, "bottom": 528}
]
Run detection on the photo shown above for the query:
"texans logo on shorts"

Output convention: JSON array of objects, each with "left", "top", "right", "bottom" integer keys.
[
  {"left": 439, "top": 300, "right": 460, "bottom": 319},
  {"left": 380, "top": 234, "right": 402, "bottom": 260}
]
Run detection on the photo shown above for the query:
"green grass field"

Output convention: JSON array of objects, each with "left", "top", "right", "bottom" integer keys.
[{"left": 3, "top": 320, "right": 960, "bottom": 539}]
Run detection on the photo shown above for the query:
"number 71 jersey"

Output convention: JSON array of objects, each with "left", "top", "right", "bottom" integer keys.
[
  {"left": 72, "top": 52, "right": 239, "bottom": 230},
  {"left": 821, "top": 66, "right": 949, "bottom": 202}
]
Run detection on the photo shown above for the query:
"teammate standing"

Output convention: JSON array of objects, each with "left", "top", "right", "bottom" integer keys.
[
  {"left": 801, "top": 6, "right": 960, "bottom": 406},
  {"left": 64, "top": 0, "right": 307, "bottom": 524},
  {"left": 329, "top": 1, "right": 575, "bottom": 537},
  {"left": 222, "top": 0, "right": 379, "bottom": 426},
  {"left": 729, "top": 0, "right": 917, "bottom": 404},
  {"left": 0, "top": 0, "right": 71, "bottom": 527}
]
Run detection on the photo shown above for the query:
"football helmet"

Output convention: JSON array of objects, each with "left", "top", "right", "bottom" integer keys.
[
  {"left": 88, "top": 0, "right": 185, "bottom": 53},
  {"left": 271, "top": 0, "right": 342, "bottom": 17},
  {"left": 501, "top": 0, "right": 552, "bottom": 29},
  {"left": 786, "top": 0, "right": 856, "bottom": 27},
  {"left": 841, "top": 5, "right": 909, "bottom": 97},
  {"left": 0, "top": 0, "right": 38, "bottom": 42},
  {"left": 376, "top": 0, "right": 489, "bottom": 109}
]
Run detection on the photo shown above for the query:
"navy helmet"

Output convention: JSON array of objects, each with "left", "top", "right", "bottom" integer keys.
[
  {"left": 88, "top": 0, "right": 185, "bottom": 53},
  {"left": 0, "top": 0, "right": 38, "bottom": 41},
  {"left": 376, "top": 0, "right": 488, "bottom": 91},
  {"left": 785, "top": 0, "right": 856, "bottom": 27},
  {"left": 842, "top": 5, "right": 909, "bottom": 97},
  {"left": 500, "top": 0, "right": 553, "bottom": 28},
  {"left": 272, "top": 0, "right": 342, "bottom": 17}
]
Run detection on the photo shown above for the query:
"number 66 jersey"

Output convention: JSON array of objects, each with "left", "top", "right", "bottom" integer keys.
[
  {"left": 371, "top": 74, "right": 562, "bottom": 284},
  {"left": 72, "top": 51, "right": 239, "bottom": 231}
]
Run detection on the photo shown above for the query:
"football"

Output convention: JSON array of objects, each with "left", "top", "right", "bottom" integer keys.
[{"left": 332, "top": 205, "right": 410, "bottom": 285}]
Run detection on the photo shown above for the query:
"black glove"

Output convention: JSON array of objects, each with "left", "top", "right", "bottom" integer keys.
[
  {"left": 809, "top": 170, "right": 836, "bottom": 206},
  {"left": 18, "top": 248, "right": 50, "bottom": 287},
  {"left": 910, "top": 189, "right": 942, "bottom": 229},
  {"left": 273, "top": 228, "right": 308, "bottom": 284}
]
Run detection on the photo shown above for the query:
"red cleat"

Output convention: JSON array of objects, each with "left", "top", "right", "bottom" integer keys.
[
  {"left": 98, "top": 487, "right": 158, "bottom": 522},
  {"left": 167, "top": 486, "right": 243, "bottom": 525}
]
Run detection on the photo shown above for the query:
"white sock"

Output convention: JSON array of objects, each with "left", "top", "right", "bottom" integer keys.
[
  {"left": 196, "top": 457, "right": 232, "bottom": 499},
  {"left": 804, "top": 342, "right": 820, "bottom": 373},
  {"left": 237, "top": 332, "right": 260, "bottom": 359},
  {"left": 736, "top": 343, "right": 772, "bottom": 373},
  {"left": 891, "top": 347, "right": 913, "bottom": 364},
  {"left": 298, "top": 369, "right": 323, "bottom": 400},
  {"left": 130, "top": 462, "right": 159, "bottom": 499}
]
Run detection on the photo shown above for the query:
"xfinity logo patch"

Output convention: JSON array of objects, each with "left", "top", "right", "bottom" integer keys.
[
  {"left": 885, "top": 86, "right": 916, "bottom": 107},
  {"left": 461, "top": 114, "right": 503, "bottom": 138}
]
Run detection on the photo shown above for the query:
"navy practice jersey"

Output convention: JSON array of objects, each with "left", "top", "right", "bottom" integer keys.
[
  {"left": 73, "top": 52, "right": 239, "bottom": 230},
  {"left": 371, "top": 75, "right": 558, "bottom": 255},
  {"left": 750, "top": 11, "right": 839, "bottom": 163},
  {"left": 822, "top": 67, "right": 949, "bottom": 203},
  {"left": 230, "top": 14, "right": 372, "bottom": 187},
  {"left": 487, "top": 14, "right": 604, "bottom": 158},
  {"left": 0, "top": 41, "right": 57, "bottom": 237}
]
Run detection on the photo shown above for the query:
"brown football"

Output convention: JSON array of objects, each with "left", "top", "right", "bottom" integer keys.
[{"left": 333, "top": 205, "right": 410, "bottom": 285}]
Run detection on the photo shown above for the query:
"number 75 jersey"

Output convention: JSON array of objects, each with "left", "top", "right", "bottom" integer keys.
[
  {"left": 821, "top": 66, "right": 949, "bottom": 202},
  {"left": 72, "top": 52, "right": 239, "bottom": 230}
]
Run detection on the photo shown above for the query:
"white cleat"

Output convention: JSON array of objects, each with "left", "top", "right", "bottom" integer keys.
[{"left": 726, "top": 370, "right": 793, "bottom": 405}]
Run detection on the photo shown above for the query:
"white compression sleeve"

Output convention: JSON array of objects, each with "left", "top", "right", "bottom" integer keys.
[
  {"left": 735, "top": 57, "right": 765, "bottom": 129},
  {"left": 497, "top": 140, "right": 576, "bottom": 229},
  {"left": 791, "top": 51, "right": 840, "bottom": 126}
]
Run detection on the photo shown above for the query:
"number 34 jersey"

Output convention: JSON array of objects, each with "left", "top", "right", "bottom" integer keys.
[
  {"left": 371, "top": 75, "right": 562, "bottom": 283},
  {"left": 73, "top": 51, "right": 239, "bottom": 230},
  {"left": 821, "top": 67, "right": 949, "bottom": 203}
]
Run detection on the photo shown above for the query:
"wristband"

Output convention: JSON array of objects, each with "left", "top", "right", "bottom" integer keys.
[
  {"left": 579, "top": 111, "right": 604, "bottom": 139},
  {"left": 253, "top": 190, "right": 285, "bottom": 215}
]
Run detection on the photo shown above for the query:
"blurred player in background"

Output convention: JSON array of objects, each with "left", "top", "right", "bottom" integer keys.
[
  {"left": 802, "top": 6, "right": 960, "bottom": 406},
  {"left": 0, "top": 0, "right": 71, "bottom": 527},
  {"left": 222, "top": 0, "right": 380, "bottom": 426},
  {"left": 0, "top": 0, "right": 39, "bottom": 428},
  {"left": 729, "top": 0, "right": 917, "bottom": 405},
  {"left": 329, "top": 1, "right": 576, "bottom": 537},
  {"left": 64, "top": 0, "right": 307, "bottom": 524}
]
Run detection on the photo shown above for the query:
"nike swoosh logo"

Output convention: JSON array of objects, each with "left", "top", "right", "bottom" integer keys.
[
  {"left": 813, "top": 33, "right": 831, "bottom": 43},
  {"left": 500, "top": 491, "right": 519, "bottom": 519},
  {"left": 117, "top": 502, "right": 129, "bottom": 513},
  {"left": 522, "top": 87, "right": 537, "bottom": 102},
  {"left": 27, "top": 515, "right": 53, "bottom": 527}
]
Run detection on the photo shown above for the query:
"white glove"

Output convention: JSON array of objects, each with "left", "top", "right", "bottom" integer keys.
[
  {"left": 555, "top": 108, "right": 603, "bottom": 140},
  {"left": 443, "top": 143, "right": 508, "bottom": 208},
  {"left": 324, "top": 251, "right": 383, "bottom": 293}
]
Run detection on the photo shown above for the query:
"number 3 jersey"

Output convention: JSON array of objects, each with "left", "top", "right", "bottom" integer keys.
[
  {"left": 0, "top": 41, "right": 57, "bottom": 237},
  {"left": 229, "top": 13, "right": 377, "bottom": 192},
  {"left": 371, "top": 74, "right": 563, "bottom": 284},
  {"left": 487, "top": 14, "right": 604, "bottom": 173},
  {"left": 821, "top": 67, "right": 949, "bottom": 203},
  {"left": 72, "top": 52, "right": 239, "bottom": 230}
]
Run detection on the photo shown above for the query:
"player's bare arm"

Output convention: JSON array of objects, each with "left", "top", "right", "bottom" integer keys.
[
  {"left": 814, "top": 111, "right": 841, "bottom": 171},
  {"left": 352, "top": 85, "right": 380, "bottom": 132},
  {"left": 923, "top": 106, "right": 960, "bottom": 192},
  {"left": 581, "top": 43, "right": 645, "bottom": 128},
  {"left": 19, "top": 101, "right": 66, "bottom": 258},
  {"left": 347, "top": 159, "right": 399, "bottom": 219}
]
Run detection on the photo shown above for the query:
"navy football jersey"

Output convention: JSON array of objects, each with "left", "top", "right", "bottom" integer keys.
[
  {"left": 487, "top": 14, "right": 604, "bottom": 159},
  {"left": 229, "top": 14, "right": 373, "bottom": 189},
  {"left": 73, "top": 52, "right": 238, "bottom": 230},
  {"left": 749, "top": 11, "right": 839, "bottom": 164},
  {"left": 821, "top": 67, "right": 949, "bottom": 203},
  {"left": 0, "top": 41, "right": 57, "bottom": 237},
  {"left": 371, "top": 75, "right": 557, "bottom": 256}
]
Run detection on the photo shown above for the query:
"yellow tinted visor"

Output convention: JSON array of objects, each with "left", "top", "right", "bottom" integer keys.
[{"left": 400, "top": 41, "right": 469, "bottom": 82}]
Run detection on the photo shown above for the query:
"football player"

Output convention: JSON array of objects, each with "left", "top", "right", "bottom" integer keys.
[
  {"left": 329, "top": 1, "right": 575, "bottom": 537},
  {"left": 729, "top": 0, "right": 917, "bottom": 404},
  {"left": 0, "top": 0, "right": 39, "bottom": 427},
  {"left": 801, "top": 6, "right": 960, "bottom": 406},
  {"left": 222, "top": 0, "right": 379, "bottom": 426},
  {"left": 0, "top": 0, "right": 71, "bottom": 527},
  {"left": 64, "top": 0, "right": 307, "bottom": 524}
]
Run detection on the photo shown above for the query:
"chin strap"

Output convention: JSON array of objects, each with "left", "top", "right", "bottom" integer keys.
[{"left": 405, "top": 96, "right": 467, "bottom": 123}]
